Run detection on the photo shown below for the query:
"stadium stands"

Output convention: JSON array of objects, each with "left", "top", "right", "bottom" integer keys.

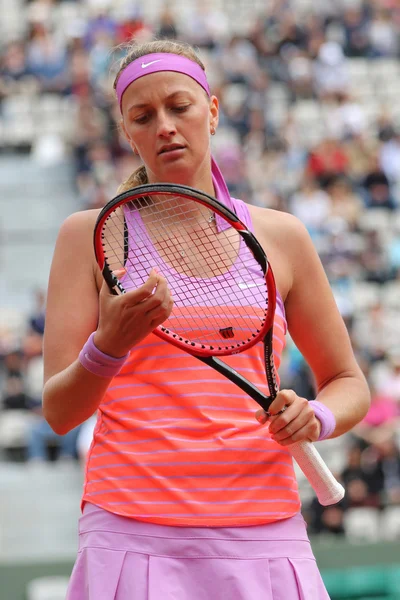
[{"left": 1, "top": 3, "right": 400, "bottom": 597}]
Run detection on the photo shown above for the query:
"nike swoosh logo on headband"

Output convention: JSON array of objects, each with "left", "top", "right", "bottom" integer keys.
[{"left": 141, "top": 60, "right": 162, "bottom": 69}]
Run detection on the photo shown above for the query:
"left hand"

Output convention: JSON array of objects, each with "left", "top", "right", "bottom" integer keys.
[{"left": 255, "top": 389, "right": 321, "bottom": 446}]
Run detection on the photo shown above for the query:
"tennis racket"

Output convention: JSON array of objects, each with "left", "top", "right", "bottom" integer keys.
[{"left": 94, "top": 183, "right": 345, "bottom": 506}]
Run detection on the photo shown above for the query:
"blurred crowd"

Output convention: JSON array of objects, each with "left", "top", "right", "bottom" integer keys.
[{"left": 1, "top": 0, "right": 400, "bottom": 541}]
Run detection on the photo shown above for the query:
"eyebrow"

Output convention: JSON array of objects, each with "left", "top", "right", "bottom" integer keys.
[{"left": 127, "top": 90, "right": 194, "bottom": 113}]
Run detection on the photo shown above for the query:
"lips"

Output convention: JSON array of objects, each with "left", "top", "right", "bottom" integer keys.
[{"left": 158, "top": 144, "right": 185, "bottom": 155}]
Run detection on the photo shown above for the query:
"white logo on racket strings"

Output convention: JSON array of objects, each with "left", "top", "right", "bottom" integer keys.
[
  {"left": 141, "top": 60, "right": 162, "bottom": 69},
  {"left": 238, "top": 281, "right": 264, "bottom": 289}
]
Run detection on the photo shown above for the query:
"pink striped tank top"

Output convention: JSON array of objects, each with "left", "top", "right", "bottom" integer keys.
[{"left": 82, "top": 192, "right": 301, "bottom": 526}]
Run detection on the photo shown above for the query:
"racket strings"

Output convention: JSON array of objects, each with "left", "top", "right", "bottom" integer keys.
[{"left": 101, "top": 193, "right": 269, "bottom": 349}]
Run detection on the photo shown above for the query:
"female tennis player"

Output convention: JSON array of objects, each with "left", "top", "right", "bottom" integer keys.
[{"left": 43, "top": 39, "right": 370, "bottom": 599}]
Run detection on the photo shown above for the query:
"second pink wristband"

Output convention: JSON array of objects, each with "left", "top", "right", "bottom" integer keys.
[
  {"left": 79, "top": 332, "right": 130, "bottom": 378},
  {"left": 310, "top": 400, "right": 336, "bottom": 441}
]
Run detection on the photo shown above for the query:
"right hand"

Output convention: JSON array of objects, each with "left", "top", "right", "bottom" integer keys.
[{"left": 94, "top": 268, "right": 173, "bottom": 357}]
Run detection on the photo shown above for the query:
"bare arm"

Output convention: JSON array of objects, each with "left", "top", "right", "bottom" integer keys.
[
  {"left": 252, "top": 208, "right": 370, "bottom": 443},
  {"left": 43, "top": 211, "right": 173, "bottom": 435},
  {"left": 283, "top": 214, "right": 370, "bottom": 436},
  {"left": 43, "top": 211, "right": 107, "bottom": 434}
]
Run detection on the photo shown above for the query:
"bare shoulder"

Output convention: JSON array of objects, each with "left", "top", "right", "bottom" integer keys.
[
  {"left": 50, "top": 208, "right": 103, "bottom": 288},
  {"left": 56, "top": 208, "right": 100, "bottom": 258},
  {"left": 248, "top": 204, "right": 309, "bottom": 248},
  {"left": 57, "top": 208, "right": 100, "bottom": 241},
  {"left": 247, "top": 205, "right": 312, "bottom": 299}
]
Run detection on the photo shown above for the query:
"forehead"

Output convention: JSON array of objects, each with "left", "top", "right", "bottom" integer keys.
[{"left": 121, "top": 71, "right": 207, "bottom": 110}]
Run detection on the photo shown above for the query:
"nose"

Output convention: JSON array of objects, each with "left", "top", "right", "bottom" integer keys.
[{"left": 156, "top": 110, "right": 177, "bottom": 138}]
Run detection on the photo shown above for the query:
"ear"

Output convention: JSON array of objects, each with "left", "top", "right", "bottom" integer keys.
[
  {"left": 209, "top": 95, "right": 219, "bottom": 132},
  {"left": 120, "top": 119, "right": 138, "bottom": 155}
]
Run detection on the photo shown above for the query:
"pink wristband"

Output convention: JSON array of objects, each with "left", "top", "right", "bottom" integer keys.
[
  {"left": 78, "top": 332, "right": 129, "bottom": 378},
  {"left": 310, "top": 400, "right": 336, "bottom": 441}
]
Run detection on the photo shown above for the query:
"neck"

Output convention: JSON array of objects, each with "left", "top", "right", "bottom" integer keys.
[{"left": 146, "top": 156, "right": 216, "bottom": 199}]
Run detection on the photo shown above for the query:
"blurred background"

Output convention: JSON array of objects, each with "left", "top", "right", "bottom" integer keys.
[{"left": 1, "top": 0, "right": 400, "bottom": 598}]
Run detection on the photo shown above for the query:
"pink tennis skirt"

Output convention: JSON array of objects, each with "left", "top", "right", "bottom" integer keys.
[{"left": 66, "top": 503, "right": 330, "bottom": 600}]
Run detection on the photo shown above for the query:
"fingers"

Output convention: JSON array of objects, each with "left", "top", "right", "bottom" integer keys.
[
  {"left": 268, "top": 389, "right": 297, "bottom": 416},
  {"left": 145, "top": 275, "right": 174, "bottom": 326},
  {"left": 101, "top": 268, "right": 167, "bottom": 305},
  {"left": 112, "top": 268, "right": 173, "bottom": 326},
  {"left": 125, "top": 268, "right": 160, "bottom": 303},
  {"left": 255, "top": 390, "right": 320, "bottom": 446},
  {"left": 96, "top": 267, "right": 173, "bottom": 356},
  {"left": 255, "top": 389, "right": 295, "bottom": 424}
]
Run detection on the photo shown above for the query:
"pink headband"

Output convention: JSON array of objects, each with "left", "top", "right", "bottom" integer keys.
[{"left": 116, "top": 53, "right": 210, "bottom": 111}]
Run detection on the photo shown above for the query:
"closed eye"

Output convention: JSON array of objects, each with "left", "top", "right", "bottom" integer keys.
[
  {"left": 172, "top": 105, "right": 190, "bottom": 113},
  {"left": 133, "top": 114, "right": 150, "bottom": 125}
]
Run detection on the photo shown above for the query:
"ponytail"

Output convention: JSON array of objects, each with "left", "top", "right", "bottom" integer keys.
[{"left": 116, "top": 165, "right": 148, "bottom": 194}]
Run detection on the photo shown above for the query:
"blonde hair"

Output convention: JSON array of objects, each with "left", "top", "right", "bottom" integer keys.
[{"left": 114, "top": 40, "right": 206, "bottom": 194}]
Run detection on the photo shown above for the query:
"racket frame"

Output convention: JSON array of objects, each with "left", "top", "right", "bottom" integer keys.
[
  {"left": 94, "top": 183, "right": 275, "bottom": 357},
  {"left": 94, "top": 183, "right": 345, "bottom": 506}
]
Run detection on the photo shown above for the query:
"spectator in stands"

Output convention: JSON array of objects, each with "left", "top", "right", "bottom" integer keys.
[
  {"left": 289, "top": 174, "right": 331, "bottom": 236},
  {"left": 313, "top": 41, "right": 349, "bottom": 100},
  {"left": 379, "top": 130, "right": 400, "bottom": 188},
  {"left": 157, "top": 6, "right": 179, "bottom": 40},
  {"left": 379, "top": 352, "right": 400, "bottom": 405},
  {"left": 325, "top": 176, "right": 364, "bottom": 232},
  {"left": 341, "top": 444, "right": 382, "bottom": 509},
  {"left": 352, "top": 382, "right": 399, "bottom": 445},
  {"left": 352, "top": 302, "right": 398, "bottom": 362},
  {"left": 27, "top": 412, "right": 81, "bottom": 463},
  {"left": 363, "top": 436, "right": 400, "bottom": 505},
  {"left": 327, "top": 92, "right": 368, "bottom": 142},
  {"left": 183, "top": 0, "right": 229, "bottom": 49},
  {"left": 84, "top": 5, "right": 117, "bottom": 49},
  {"left": 368, "top": 7, "right": 399, "bottom": 58},
  {"left": 361, "top": 152, "right": 396, "bottom": 210},
  {"left": 306, "top": 137, "right": 349, "bottom": 188},
  {"left": 27, "top": 288, "right": 46, "bottom": 337},
  {"left": 360, "top": 229, "right": 393, "bottom": 284},
  {"left": 26, "top": 21, "right": 68, "bottom": 92},
  {"left": 0, "top": 375, "right": 36, "bottom": 461},
  {"left": 1, "top": 375, "right": 32, "bottom": 411},
  {"left": 116, "top": 7, "right": 149, "bottom": 44},
  {"left": 0, "top": 41, "right": 36, "bottom": 100},
  {"left": 218, "top": 35, "right": 259, "bottom": 85},
  {"left": 344, "top": 133, "right": 379, "bottom": 185},
  {"left": 376, "top": 110, "right": 397, "bottom": 143},
  {"left": 3, "top": 349, "right": 24, "bottom": 380},
  {"left": 286, "top": 48, "right": 314, "bottom": 99},
  {"left": 342, "top": 6, "right": 371, "bottom": 57},
  {"left": 306, "top": 498, "right": 346, "bottom": 536}
]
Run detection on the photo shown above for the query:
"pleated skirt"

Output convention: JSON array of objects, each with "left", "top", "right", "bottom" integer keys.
[{"left": 66, "top": 503, "right": 330, "bottom": 600}]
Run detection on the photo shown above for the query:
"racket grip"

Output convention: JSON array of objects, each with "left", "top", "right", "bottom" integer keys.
[{"left": 289, "top": 440, "right": 345, "bottom": 506}]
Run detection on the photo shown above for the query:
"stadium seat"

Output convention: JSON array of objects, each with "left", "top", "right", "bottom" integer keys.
[
  {"left": 358, "top": 209, "right": 392, "bottom": 232},
  {"left": 0, "top": 410, "right": 37, "bottom": 455},
  {"left": 350, "top": 281, "right": 381, "bottom": 312},
  {"left": 343, "top": 507, "right": 380, "bottom": 543},
  {"left": 26, "top": 576, "right": 70, "bottom": 600},
  {"left": 370, "top": 60, "right": 400, "bottom": 84},
  {"left": 389, "top": 209, "right": 400, "bottom": 233},
  {"left": 381, "top": 282, "right": 400, "bottom": 310},
  {"left": 380, "top": 506, "right": 400, "bottom": 542}
]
